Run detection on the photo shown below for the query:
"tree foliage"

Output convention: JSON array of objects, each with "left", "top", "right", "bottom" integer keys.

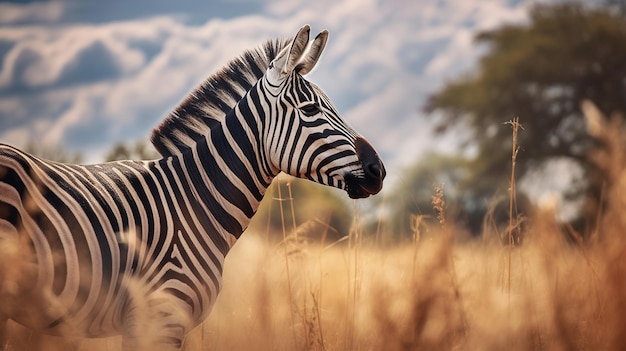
[
  {"left": 23, "top": 140, "right": 83, "bottom": 164},
  {"left": 424, "top": 2, "right": 626, "bottom": 224},
  {"left": 104, "top": 140, "right": 160, "bottom": 161}
]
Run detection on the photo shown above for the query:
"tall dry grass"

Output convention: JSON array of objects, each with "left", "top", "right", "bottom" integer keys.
[
  {"left": 4, "top": 101, "right": 626, "bottom": 350},
  {"left": 11, "top": 222, "right": 622, "bottom": 350},
  {"left": 196, "top": 193, "right": 623, "bottom": 351}
]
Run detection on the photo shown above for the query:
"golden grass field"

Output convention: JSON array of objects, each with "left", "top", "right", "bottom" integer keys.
[
  {"left": 4, "top": 103, "right": 626, "bottom": 350},
  {"left": 5, "top": 201, "right": 626, "bottom": 351}
]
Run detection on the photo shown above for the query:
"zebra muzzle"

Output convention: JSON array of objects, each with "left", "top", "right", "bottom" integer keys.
[{"left": 344, "top": 137, "right": 386, "bottom": 199}]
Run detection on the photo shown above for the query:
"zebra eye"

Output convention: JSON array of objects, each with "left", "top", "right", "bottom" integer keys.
[{"left": 300, "top": 103, "right": 321, "bottom": 116}]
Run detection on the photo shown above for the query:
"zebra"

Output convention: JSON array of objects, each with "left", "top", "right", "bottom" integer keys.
[{"left": 0, "top": 25, "right": 385, "bottom": 349}]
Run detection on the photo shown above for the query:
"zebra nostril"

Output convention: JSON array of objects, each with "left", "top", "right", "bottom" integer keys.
[
  {"left": 366, "top": 162, "right": 381, "bottom": 179},
  {"left": 365, "top": 160, "right": 386, "bottom": 181}
]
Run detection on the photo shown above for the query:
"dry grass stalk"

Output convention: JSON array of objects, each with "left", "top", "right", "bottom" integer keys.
[
  {"left": 432, "top": 184, "right": 468, "bottom": 342},
  {"left": 410, "top": 214, "right": 426, "bottom": 283},
  {"left": 582, "top": 99, "right": 626, "bottom": 241},
  {"left": 275, "top": 178, "right": 298, "bottom": 349},
  {"left": 431, "top": 184, "right": 446, "bottom": 228},
  {"left": 505, "top": 117, "right": 522, "bottom": 297}
]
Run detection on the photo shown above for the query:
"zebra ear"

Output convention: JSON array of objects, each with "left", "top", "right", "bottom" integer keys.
[
  {"left": 297, "top": 30, "right": 328, "bottom": 75},
  {"left": 283, "top": 24, "right": 311, "bottom": 74},
  {"left": 270, "top": 25, "right": 310, "bottom": 78}
]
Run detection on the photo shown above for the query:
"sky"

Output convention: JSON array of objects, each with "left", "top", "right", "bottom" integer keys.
[{"left": 0, "top": 0, "right": 553, "bottom": 195}]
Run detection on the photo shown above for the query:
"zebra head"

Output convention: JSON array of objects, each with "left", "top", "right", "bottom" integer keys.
[{"left": 262, "top": 25, "right": 386, "bottom": 199}]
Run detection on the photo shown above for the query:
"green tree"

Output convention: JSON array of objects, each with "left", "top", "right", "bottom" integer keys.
[
  {"left": 424, "top": 2, "right": 626, "bottom": 226},
  {"left": 24, "top": 140, "right": 83, "bottom": 164},
  {"left": 104, "top": 140, "right": 160, "bottom": 161}
]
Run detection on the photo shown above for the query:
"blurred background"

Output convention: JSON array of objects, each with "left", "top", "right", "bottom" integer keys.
[{"left": 1, "top": 0, "right": 624, "bottom": 240}]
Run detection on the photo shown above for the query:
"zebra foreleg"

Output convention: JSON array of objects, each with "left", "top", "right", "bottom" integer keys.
[{"left": 121, "top": 292, "right": 191, "bottom": 351}]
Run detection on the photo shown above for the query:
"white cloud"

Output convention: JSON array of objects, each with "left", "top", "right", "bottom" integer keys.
[
  {"left": 43, "top": 87, "right": 100, "bottom": 146},
  {"left": 0, "top": 125, "right": 30, "bottom": 147},
  {"left": 424, "top": 28, "right": 475, "bottom": 76},
  {"left": 0, "top": 0, "right": 542, "bottom": 174},
  {"left": 0, "top": 20, "right": 162, "bottom": 89},
  {"left": 0, "top": 2, "right": 64, "bottom": 25}
]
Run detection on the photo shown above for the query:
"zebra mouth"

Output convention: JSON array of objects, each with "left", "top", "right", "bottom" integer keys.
[
  {"left": 344, "top": 173, "right": 384, "bottom": 199},
  {"left": 346, "top": 182, "right": 373, "bottom": 199}
]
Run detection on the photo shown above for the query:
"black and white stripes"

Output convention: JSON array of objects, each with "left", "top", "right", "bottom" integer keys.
[{"left": 0, "top": 25, "right": 385, "bottom": 350}]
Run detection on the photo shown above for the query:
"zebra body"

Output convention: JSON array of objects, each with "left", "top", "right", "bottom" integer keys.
[{"left": 0, "top": 25, "right": 385, "bottom": 349}]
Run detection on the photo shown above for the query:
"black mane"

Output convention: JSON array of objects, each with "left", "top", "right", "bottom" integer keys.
[{"left": 151, "top": 38, "right": 290, "bottom": 156}]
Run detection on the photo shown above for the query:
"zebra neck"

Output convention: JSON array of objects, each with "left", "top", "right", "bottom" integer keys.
[{"left": 181, "top": 109, "right": 276, "bottom": 241}]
